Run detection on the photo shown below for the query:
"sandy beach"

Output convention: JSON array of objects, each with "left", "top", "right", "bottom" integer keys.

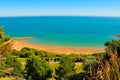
[{"left": 10, "top": 39, "right": 105, "bottom": 54}]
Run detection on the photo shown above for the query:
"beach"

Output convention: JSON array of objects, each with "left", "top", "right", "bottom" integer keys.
[{"left": 11, "top": 39, "right": 105, "bottom": 54}]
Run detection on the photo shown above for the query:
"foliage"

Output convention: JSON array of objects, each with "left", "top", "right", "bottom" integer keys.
[
  {"left": 84, "top": 40, "right": 120, "bottom": 80},
  {"left": 0, "top": 55, "right": 6, "bottom": 77},
  {"left": 25, "top": 55, "right": 53, "bottom": 80},
  {"left": 4, "top": 35, "right": 11, "bottom": 42},
  {"left": 105, "top": 40, "right": 120, "bottom": 57},
  {"left": 0, "top": 26, "right": 4, "bottom": 32},
  {"left": 11, "top": 49, "right": 21, "bottom": 56},
  {"left": 5, "top": 56, "right": 23, "bottom": 77},
  {"left": 56, "top": 55, "right": 75, "bottom": 80},
  {"left": 0, "top": 26, "right": 11, "bottom": 45},
  {"left": 19, "top": 47, "right": 35, "bottom": 58},
  {"left": 0, "top": 43, "right": 13, "bottom": 57},
  {"left": 83, "top": 55, "right": 97, "bottom": 71}
]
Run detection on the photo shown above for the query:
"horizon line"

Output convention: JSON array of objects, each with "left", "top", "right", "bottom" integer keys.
[{"left": 1, "top": 15, "right": 120, "bottom": 18}]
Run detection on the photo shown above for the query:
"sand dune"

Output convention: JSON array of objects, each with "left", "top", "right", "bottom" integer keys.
[{"left": 11, "top": 39, "right": 105, "bottom": 54}]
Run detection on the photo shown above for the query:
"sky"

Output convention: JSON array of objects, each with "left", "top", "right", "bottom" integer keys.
[{"left": 0, "top": 0, "right": 120, "bottom": 17}]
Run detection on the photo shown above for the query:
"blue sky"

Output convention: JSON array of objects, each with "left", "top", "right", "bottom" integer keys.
[{"left": 0, "top": 0, "right": 120, "bottom": 16}]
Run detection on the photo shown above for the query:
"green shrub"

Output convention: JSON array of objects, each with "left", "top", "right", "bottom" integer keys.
[
  {"left": 5, "top": 56, "right": 23, "bottom": 77},
  {"left": 25, "top": 55, "right": 53, "bottom": 80},
  {"left": 56, "top": 55, "right": 75, "bottom": 80}
]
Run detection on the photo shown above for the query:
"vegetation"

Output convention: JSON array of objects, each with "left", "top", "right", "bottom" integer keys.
[
  {"left": 56, "top": 55, "right": 75, "bottom": 80},
  {"left": 82, "top": 40, "right": 120, "bottom": 80},
  {"left": 0, "top": 26, "right": 11, "bottom": 44},
  {"left": 5, "top": 56, "right": 23, "bottom": 77},
  {"left": 0, "top": 26, "right": 120, "bottom": 80},
  {"left": 26, "top": 55, "right": 53, "bottom": 80}
]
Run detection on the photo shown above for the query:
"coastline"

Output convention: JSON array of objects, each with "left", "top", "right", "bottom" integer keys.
[{"left": 11, "top": 38, "right": 105, "bottom": 54}]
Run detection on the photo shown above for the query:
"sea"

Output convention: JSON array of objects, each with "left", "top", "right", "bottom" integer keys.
[{"left": 0, "top": 16, "right": 120, "bottom": 48}]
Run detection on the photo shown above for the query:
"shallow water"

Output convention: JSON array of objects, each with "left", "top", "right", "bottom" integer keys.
[{"left": 0, "top": 16, "right": 120, "bottom": 48}]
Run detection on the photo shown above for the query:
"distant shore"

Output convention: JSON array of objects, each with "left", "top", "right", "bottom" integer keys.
[
  {"left": 14, "top": 36, "right": 35, "bottom": 40},
  {"left": 11, "top": 38, "right": 105, "bottom": 54}
]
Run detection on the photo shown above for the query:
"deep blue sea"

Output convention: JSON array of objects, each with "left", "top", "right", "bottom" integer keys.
[{"left": 0, "top": 16, "right": 120, "bottom": 48}]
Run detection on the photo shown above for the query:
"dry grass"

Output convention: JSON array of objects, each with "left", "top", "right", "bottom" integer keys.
[{"left": 85, "top": 50, "right": 120, "bottom": 80}]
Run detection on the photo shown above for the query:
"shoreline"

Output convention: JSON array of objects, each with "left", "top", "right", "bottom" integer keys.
[
  {"left": 26, "top": 39, "right": 105, "bottom": 49},
  {"left": 11, "top": 39, "right": 105, "bottom": 54}
]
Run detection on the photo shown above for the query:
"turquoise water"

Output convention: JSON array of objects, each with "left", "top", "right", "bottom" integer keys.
[{"left": 0, "top": 16, "right": 120, "bottom": 48}]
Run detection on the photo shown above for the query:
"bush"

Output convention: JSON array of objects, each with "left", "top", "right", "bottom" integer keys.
[
  {"left": 25, "top": 55, "right": 52, "bottom": 80},
  {"left": 83, "top": 40, "right": 120, "bottom": 80},
  {"left": 5, "top": 56, "right": 23, "bottom": 77},
  {"left": 0, "top": 26, "right": 11, "bottom": 44},
  {"left": 4, "top": 35, "right": 11, "bottom": 42},
  {"left": 56, "top": 55, "right": 75, "bottom": 80}
]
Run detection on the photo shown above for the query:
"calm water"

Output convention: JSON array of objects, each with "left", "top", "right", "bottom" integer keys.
[{"left": 0, "top": 16, "right": 120, "bottom": 48}]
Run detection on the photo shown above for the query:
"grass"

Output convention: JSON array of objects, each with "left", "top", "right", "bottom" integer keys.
[
  {"left": 75, "top": 62, "right": 84, "bottom": 74},
  {"left": 17, "top": 58, "right": 27, "bottom": 70},
  {"left": 17, "top": 57, "right": 26, "bottom": 62},
  {"left": 49, "top": 61, "right": 59, "bottom": 78}
]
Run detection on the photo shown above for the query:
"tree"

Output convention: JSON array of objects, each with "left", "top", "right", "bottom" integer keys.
[
  {"left": 0, "top": 27, "right": 4, "bottom": 44},
  {"left": 56, "top": 55, "right": 75, "bottom": 80},
  {"left": 5, "top": 56, "right": 23, "bottom": 77},
  {"left": 0, "top": 26, "right": 4, "bottom": 32},
  {"left": 105, "top": 40, "right": 120, "bottom": 57},
  {"left": 25, "top": 55, "right": 52, "bottom": 80},
  {"left": 0, "top": 26, "right": 11, "bottom": 45}
]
